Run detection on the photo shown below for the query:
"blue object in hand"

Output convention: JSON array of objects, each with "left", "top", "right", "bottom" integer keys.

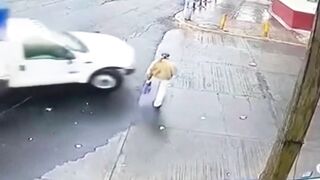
[{"left": 142, "top": 81, "right": 152, "bottom": 94}]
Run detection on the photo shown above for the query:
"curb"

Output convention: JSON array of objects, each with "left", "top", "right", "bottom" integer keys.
[
  {"left": 103, "top": 126, "right": 131, "bottom": 180},
  {"left": 174, "top": 12, "right": 306, "bottom": 47}
]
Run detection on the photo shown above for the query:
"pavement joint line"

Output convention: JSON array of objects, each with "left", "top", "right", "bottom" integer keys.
[
  {"left": 217, "top": 93, "right": 229, "bottom": 133},
  {"left": 105, "top": 125, "right": 132, "bottom": 180},
  {"left": 164, "top": 126, "right": 275, "bottom": 144},
  {"left": 0, "top": 96, "right": 32, "bottom": 117},
  {"left": 174, "top": 13, "right": 307, "bottom": 47},
  {"left": 200, "top": 60, "right": 301, "bottom": 77},
  {"left": 259, "top": 69, "right": 299, "bottom": 77},
  {"left": 198, "top": 59, "right": 301, "bottom": 77},
  {"left": 170, "top": 86, "right": 263, "bottom": 99}
]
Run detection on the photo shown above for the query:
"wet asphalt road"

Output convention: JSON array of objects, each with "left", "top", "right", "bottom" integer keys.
[{"left": 0, "top": 0, "right": 182, "bottom": 179}]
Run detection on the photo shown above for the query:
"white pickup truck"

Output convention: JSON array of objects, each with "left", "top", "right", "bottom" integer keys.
[{"left": 0, "top": 18, "right": 135, "bottom": 91}]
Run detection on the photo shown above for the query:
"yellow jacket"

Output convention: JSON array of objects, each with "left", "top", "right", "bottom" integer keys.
[{"left": 148, "top": 59, "right": 176, "bottom": 80}]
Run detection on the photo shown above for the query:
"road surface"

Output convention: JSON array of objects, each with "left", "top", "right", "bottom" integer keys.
[{"left": 0, "top": 0, "right": 182, "bottom": 179}]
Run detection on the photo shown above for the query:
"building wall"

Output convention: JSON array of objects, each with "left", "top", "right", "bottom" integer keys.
[{"left": 271, "top": 0, "right": 315, "bottom": 31}]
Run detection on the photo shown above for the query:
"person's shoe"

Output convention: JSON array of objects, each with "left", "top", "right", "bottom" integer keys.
[{"left": 153, "top": 104, "right": 162, "bottom": 109}]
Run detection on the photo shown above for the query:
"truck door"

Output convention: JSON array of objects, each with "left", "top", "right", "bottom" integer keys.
[
  {"left": 0, "top": 42, "right": 10, "bottom": 78},
  {"left": 0, "top": 42, "right": 23, "bottom": 81},
  {"left": 9, "top": 37, "right": 77, "bottom": 87}
]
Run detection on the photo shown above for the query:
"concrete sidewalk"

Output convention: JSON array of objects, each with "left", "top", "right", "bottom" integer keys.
[
  {"left": 108, "top": 29, "right": 315, "bottom": 180},
  {"left": 175, "top": 0, "right": 310, "bottom": 45},
  {"left": 37, "top": 28, "right": 320, "bottom": 180}
]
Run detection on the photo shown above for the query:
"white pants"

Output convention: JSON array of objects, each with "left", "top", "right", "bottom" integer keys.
[{"left": 153, "top": 79, "right": 169, "bottom": 107}]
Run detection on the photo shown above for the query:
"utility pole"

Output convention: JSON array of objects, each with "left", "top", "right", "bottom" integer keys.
[{"left": 259, "top": 2, "right": 320, "bottom": 180}]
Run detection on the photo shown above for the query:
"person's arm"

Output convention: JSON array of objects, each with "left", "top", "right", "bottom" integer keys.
[
  {"left": 146, "top": 59, "right": 160, "bottom": 76},
  {"left": 146, "top": 59, "right": 161, "bottom": 81}
]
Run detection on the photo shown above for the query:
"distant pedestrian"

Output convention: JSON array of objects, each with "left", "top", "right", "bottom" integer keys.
[
  {"left": 198, "top": 0, "right": 208, "bottom": 9},
  {"left": 183, "top": 0, "right": 195, "bottom": 21},
  {"left": 204, "top": 0, "right": 208, "bottom": 7},
  {"left": 146, "top": 53, "right": 177, "bottom": 108}
]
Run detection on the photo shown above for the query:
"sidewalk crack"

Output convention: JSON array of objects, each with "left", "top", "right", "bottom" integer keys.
[{"left": 243, "top": 39, "right": 279, "bottom": 126}]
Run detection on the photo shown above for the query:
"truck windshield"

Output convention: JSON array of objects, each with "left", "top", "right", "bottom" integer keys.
[{"left": 51, "top": 31, "right": 88, "bottom": 53}]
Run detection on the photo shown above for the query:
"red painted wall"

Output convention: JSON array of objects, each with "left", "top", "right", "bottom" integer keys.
[
  {"left": 271, "top": 0, "right": 315, "bottom": 31},
  {"left": 292, "top": 11, "right": 314, "bottom": 31},
  {"left": 272, "top": 0, "right": 294, "bottom": 27}
]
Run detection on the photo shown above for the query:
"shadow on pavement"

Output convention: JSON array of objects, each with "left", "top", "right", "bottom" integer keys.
[{"left": 0, "top": 84, "right": 114, "bottom": 113}]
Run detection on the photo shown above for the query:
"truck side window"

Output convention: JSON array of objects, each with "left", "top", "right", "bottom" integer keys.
[{"left": 23, "top": 37, "right": 71, "bottom": 60}]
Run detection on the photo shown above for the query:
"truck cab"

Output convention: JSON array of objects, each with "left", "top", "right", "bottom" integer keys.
[{"left": 0, "top": 18, "right": 135, "bottom": 90}]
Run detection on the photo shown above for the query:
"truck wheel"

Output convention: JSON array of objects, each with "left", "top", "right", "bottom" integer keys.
[{"left": 90, "top": 70, "right": 123, "bottom": 90}]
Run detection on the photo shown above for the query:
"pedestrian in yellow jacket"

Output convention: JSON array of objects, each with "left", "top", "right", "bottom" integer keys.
[{"left": 146, "top": 53, "right": 176, "bottom": 108}]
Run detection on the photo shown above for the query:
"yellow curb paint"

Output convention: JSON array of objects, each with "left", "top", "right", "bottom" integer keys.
[{"left": 174, "top": 15, "right": 306, "bottom": 47}]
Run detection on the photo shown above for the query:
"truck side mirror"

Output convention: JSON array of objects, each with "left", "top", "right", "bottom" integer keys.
[{"left": 65, "top": 51, "right": 75, "bottom": 60}]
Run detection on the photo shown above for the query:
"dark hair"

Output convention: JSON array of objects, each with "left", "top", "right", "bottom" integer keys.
[{"left": 161, "top": 53, "right": 170, "bottom": 59}]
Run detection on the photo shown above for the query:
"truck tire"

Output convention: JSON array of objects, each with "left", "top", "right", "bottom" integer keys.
[{"left": 90, "top": 70, "right": 123, "bottom": 91}]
